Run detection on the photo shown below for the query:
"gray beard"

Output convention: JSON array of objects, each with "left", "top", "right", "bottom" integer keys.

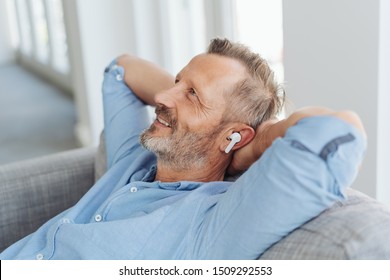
[{"left": 140, "top": 125, "right": 220, "bottom": 171}]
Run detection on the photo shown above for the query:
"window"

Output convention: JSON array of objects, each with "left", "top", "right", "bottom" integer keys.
[
  {"left": 46, "top": 0, "right": 69, "bottom": 73},
  {"left": 31, "top": 0, "right": 49, "bottom": 63},
  {"left": 10, "top": 0, "right": 70, "bottom": 74},
  {"left": 15, "top": 0, "right": 32, "bottom": 55},
  {"left": 6, "top": 0, "right": 20, "bottom": 49}
]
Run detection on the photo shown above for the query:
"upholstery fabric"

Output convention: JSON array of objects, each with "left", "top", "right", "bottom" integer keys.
[
  {"left": 0, "top": 147, "right": 96, "bottom": 252},
  {"left": 260, "top": 188, "right": 390, "bottom": 259}
]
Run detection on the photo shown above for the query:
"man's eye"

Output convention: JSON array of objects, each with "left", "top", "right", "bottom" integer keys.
[{"left": 189, "top": 88, "right": 197, "bottom": 96}]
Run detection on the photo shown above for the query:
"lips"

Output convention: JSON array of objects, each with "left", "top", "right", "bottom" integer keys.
[
  {"left": 157, "top": 116, "right": 171, "bottom": 127},
  {"left": 154, "top": 105, "right": 175, "bottom": 129}
]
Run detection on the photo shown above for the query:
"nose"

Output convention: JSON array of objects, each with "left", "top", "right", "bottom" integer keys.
[{"left": 154, "top": 86, "right": 182, "bottom": 109}]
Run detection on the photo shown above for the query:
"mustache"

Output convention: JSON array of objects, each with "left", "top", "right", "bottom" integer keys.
[{"left": 155, "top": 105, "right": 177, "bottom": 128}]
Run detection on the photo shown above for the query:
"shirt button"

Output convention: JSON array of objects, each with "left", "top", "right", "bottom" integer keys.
[
  {"left": 116, "top": 74, "right": 123, "bottom": 81},
  {"left": 94, "top": 214, "right": 102, "bottom": 222},
  {"left": 130, "top": 186, "right": 138, "bottom": 193},
  {"left": 61, "top": 218, "right": 71, "bottom": 224},
  {"left": 36, "top": 253, "right": 44, "bottom": 260}
]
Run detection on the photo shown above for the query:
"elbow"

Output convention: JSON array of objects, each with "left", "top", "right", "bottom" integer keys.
[
  {"left": 288, "top": 107, "right": 367, "bottom": 138},
  {"left": 287, "top": 106, "right": 334, "bottom": 126},
  {"left": 333, "top": 110, "right": 367, "bottom": 138},
  {"left": 116, "top": 53, "right": 136, "bottom": 67}
]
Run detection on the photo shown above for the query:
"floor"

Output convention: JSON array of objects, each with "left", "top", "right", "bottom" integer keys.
[{"left": 0, "top": 64, "right": 79, "bottom": 165}]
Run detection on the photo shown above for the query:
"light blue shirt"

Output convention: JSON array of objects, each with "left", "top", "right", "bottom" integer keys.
[{"left": 0, "top": 59, "right": 366, "bottom": 260}]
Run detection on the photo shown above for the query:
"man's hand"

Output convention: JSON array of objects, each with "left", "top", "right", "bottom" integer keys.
[{"left": 227, "top": 119, "right": 281, "bottom": 175}]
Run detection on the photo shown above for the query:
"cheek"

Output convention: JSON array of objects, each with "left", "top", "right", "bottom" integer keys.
[
  {"left": 177, "top": 109, "right": 222, "bottom": 133},
  {"left": 175, "top": 109, "right": 199, "bottom": 131}
]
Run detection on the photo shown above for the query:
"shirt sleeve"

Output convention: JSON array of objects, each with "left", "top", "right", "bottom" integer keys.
[
  {"left": 102, "top": 59, "right": 152, "bottom": 168},
  {"left": 199, "top": 115, "right": 367, "bottom": 259}
]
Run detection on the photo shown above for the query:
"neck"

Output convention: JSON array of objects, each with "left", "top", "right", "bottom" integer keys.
[{"left": 155, "top": 156, "right": 229, "bottom": 182}]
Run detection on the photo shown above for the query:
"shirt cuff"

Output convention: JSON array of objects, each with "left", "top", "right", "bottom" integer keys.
[{"left": 283, "top": 115, "right": 367, "bottom": 156}]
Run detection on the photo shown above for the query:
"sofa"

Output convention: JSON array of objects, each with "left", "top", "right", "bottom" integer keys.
[{"left": 1, "top": 142, "right": 390, "bottom": 259}]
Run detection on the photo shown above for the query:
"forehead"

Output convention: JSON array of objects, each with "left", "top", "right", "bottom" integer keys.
[{"left": 179, "top": 53, "right": 248, "bottom": 100}]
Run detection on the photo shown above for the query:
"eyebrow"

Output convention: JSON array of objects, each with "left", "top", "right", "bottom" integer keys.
[{"left": 175, "top": 71, "right": 183, "bottom": 82}]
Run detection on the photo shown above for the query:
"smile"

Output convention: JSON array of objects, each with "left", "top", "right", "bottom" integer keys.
[{"left": 157, "top": 116, "right": 171, "bottom": 127}]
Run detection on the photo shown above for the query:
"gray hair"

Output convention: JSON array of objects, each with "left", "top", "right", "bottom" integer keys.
[{"left": 207, "top": 38, "right": 285, "bottom": 128}]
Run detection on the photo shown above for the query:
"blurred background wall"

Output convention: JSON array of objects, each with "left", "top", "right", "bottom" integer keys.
[{"left": 0, "top": 0, "right": 388, "bottom": 206}]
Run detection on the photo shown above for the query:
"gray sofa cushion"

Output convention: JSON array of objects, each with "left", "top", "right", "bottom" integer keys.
[
  {"left": 260, "top": 188, "right": 390, "bottom": 259},
  {"left": 0, "top": 147, "right": 96, "bottom": 252}
]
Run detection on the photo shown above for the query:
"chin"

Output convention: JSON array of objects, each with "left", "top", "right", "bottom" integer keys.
[{"left": 140, "top": 129, "right": 169, "bottom": 152}]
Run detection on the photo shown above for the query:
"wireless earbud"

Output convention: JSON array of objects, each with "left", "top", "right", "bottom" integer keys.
[{"left": 225, "top": 132, "right": 241, "bottom": 153}]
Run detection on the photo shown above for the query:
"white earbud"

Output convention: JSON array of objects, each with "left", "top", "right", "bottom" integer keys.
[{"left": 225, "top": 132, "right": 241, "bottom": 153}]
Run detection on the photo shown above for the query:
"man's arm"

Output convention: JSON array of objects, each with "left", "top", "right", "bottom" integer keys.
[
  {"left": 228, "top": 107, "right": 366, "bottom": 175},
  {"left": 116, "top": 54, "right": 174, "bottom": 106},
  {"left": 198, "top": 108, "right": 367, "bottom": 259},
  {"left": 102, "top": 55, "right": 174, "bottom": 168}
]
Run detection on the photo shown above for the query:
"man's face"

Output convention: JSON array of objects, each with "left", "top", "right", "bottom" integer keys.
[{"left": 140, "top": 54, "right": 247, "bottom": 170}]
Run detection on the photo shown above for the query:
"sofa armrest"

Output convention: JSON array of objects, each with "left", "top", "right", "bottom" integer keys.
[{"left": 0, "top": 147, "right": 96, "bottom": 252}]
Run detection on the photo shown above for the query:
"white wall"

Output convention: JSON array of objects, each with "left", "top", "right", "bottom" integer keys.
[
  {"left": 283, "top": 0, "right": 390, "bottom": 205},
  {"left": 0, "top": 0, "right": 14, "bottom": 64},
  {"left": 377, "top": 0, "right": 390, "bottom": 206}
]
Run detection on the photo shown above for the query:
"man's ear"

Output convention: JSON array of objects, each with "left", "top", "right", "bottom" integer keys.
[{"left": 219, "top": 124, "right": 255, "bottom": 153}]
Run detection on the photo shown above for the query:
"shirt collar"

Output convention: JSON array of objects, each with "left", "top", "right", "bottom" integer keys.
[
  {"left": 140, "top": 165, "right": 202, "bottom": 191},
  {"left": 141, "top": 165, "right": 157, "bottom": 182}
]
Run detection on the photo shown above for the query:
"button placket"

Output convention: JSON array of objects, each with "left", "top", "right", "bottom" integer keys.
[
  {"left": 92, "top": 185, "right": 130, "bottom": 223},
  {"left": 61, "top": 218, "right": 71, "bottom": 224}
]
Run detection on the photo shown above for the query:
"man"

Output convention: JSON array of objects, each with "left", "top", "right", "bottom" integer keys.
[{"left": 0, "top": 38, "right": 366, "bottom": 259}]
